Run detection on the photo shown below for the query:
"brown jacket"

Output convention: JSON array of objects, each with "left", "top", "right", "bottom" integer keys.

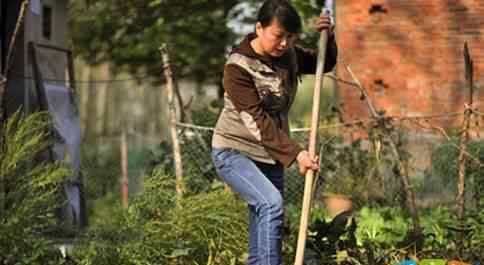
[{"left": 212, "top": 33, "right": 337, "bottom": 168}]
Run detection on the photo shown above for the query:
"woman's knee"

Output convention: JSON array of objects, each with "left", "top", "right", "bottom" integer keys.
[{"left": 259, "top": 192, "right": 283, "bottom": 215}]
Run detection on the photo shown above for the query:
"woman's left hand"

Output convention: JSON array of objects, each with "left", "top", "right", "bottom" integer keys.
[{"left": 315, "top": 11, "right": 334, "bottom": 35}]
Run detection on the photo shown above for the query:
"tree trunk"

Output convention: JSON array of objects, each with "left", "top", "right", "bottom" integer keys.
[
  {"left": 85, "top": 67, "right": 97, "bottom": 141},
  {"left": 100, "top": 64, "right": 111, "bottom": 143},
  {"left": 96, "top": 64, "right": 109, "bottom": 145},
  {"left": 79, "top": 65, "right": 90, "bottom": 136}
]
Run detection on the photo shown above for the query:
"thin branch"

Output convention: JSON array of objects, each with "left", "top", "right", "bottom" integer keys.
[
  {"left": 290, "top": 119, "right": 368, "bottom": 132},
  {"left": 175, "top": 122, "right": 214, "bottom": 131},
  {"left": 411, "top": 119, "right": 484, "bottom": 168},
  {"left": 341, "top": 61, "right": 380, "bottom": 118},
  {"left": 340, "top": 56, "right": 420, "bottom": 231},
  {"left": 326, "top": 74, "right": 359, "bottom": 88},
  {"left": 470, "top": 108, "right": 484, "bottom": 117}
]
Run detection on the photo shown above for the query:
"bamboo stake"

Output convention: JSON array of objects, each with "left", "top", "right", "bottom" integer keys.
[
  {"left": 160, "top": 44, "right": 184, "bottom": 206},
  {"left": 457, "top": 42, "right": 474, "bottom": 219},
  {"left": 294, "top": 18, "right": 330, "bottom": 265},
  {"left": 121, "top": 130, "right": 129, "bottom": 208}
]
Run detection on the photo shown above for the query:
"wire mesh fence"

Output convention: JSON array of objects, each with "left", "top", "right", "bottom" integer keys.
[
  {"left": 65, "top": 74, "right": 484, "bottom": 264},
  {"left": 172, "top": 113, "right": 483, "bottom": 213},
  {"left": 73, "top": 70, "right": 484, "bottom": 228},
  {"left": 79, "top": 110, "right": 483, "bottom": 217}
]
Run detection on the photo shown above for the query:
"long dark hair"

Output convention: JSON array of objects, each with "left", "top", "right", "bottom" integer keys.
[{"left": 257, "top": 0, "right": 302, "bottom": 33}]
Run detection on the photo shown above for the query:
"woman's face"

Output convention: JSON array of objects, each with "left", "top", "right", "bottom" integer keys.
[{"left": 255, "top": 19, "right": 298, "bottom": 57}]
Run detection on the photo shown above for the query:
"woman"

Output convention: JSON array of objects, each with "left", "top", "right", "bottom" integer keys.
[{"left": 211, "top": 0, "right": 337, "bottom": 264}]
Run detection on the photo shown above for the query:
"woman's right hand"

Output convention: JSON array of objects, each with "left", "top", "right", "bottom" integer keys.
[
  {"left": 296, "top": 150, "right": 319, "bottom": 176},
  {"left": 314, "top": 10, "right": 334, "bottom": 35}
]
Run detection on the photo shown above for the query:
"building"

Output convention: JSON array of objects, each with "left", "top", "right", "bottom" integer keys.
[
  {"left": 2, "top": 0, "right": 69, "bottom": 115},
  {"left": 336, "top": 0, "right": 483, "bottom": 126},
  {"left": 333, "top": 1, "right": 483, "bottom": 173},
  {"left": 1, "top": 0, "right": 86, "bottom": 228}
]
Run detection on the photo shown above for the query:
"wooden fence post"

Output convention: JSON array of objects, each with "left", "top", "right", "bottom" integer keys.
[
  {"left": 457, "top": 42, "right": 474, "bottom": 219},
  {"left": 160, "top": 44, "right": 184, "bottom": 205},
  {"left": 121, "top": 130, "right": 129, "bottom": 208}
]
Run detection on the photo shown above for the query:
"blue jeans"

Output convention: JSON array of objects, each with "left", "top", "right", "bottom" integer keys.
[{"left": 211, "top": 148, "right": 284, "bottom": 265}]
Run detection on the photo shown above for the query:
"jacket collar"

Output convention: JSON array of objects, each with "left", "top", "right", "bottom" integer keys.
[{"left": 231, "top": 33, "right": 275, "bottom": 67}]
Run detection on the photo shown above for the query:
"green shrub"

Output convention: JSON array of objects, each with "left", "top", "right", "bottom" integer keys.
[
  {"left": 0, "top": 111, "right": 69, "bottom": 264},
  {"left": 356, "top": 207, "right": 410, "bottom": 248},
  {"left": 429, "top": 139, "right": 484, "bottom": 205},
  {"left": 81, "top": 142, "right": 121, "bottom": 201},
  {"left": 284, "top": 204, "right": 483, "bottom": 264},
  {"left": 72, "top": 170, "right": 248, "bottom": 265}
]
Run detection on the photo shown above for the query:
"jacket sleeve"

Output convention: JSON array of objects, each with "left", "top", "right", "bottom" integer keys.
[
  {"left": 224, "top": 63, "right": 303, "bottom": 167},
  {"left": 296, "top": 34, "right": 338, "bottom": 74}
]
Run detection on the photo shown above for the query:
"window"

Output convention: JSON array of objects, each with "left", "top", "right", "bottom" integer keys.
[
  {"left": 374, "top": 79, "right": 388, "bottom": 96},
  {"left": 369, "top": 4, "right": 388, "bottom": 23},
  {"left": 42, "top": 5, "right": 52, "bottom": 40},
  {"left": 369, "top": 4, "right": 388, "bottom": 15}
]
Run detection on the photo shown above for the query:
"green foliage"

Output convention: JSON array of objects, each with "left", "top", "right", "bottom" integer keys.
[
  {"left": 72, "top": 170, "right": 248, "bottom": 265},
  {"left": 419, "top": 206, "right": 484, "bottom": 260},
  {"left": 81, "top": 142, "right": 120, "bottom": 200},
  {"left": 319, "top": 138, "right": 384, "bottom": 204},
  {"left": 69, "top": 0, "right": 334, "bottom": 87},
  {"left": 291, "top": 0, "right": 329, "bottom": 47},
  {"left": 145, "top": 106, "right": 219, "bottom": 195},
  {"left": 145, "top": 140, "right": 174, "bottom": 177},
  {"left": 284, "top": 203, "right": 484, "bottom": 264},
  {"left": 356, "top": 207, "right": 410, "bottom": 249},
  {"left": 429, "top": 139, "right": 484, "bottom": 204},
  {"left": 466, "top": 202, "right": 484, "bottom": 258},
  {"left": 289, "top": 76, "right": 338, "bottom": 127},
  {"left": 68, "top": 0, "right": 240, "bottom": 84},
  {"left": 352, "top": 206, "right": 482, "bottom": 262},
  {"left": 307, "top": 210, "right": 358, "bottom": 265},
  {"left": 0, "top": 111, "right": 69, "bottom": 264},
  {"left": 191, "top": 106, "right": 219, "bottom": 127}
]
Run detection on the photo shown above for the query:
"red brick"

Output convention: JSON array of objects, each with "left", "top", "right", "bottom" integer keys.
[{"left": 336, "top": 1, "right": 484, "bottom": 126}]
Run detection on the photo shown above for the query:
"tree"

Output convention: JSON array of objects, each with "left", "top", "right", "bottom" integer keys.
[
  {"left": 68, "top": 0, "right": 328, "bottom": 84},
  {"left": 68, "top": 0, "right": 240, "bottom": 86}
]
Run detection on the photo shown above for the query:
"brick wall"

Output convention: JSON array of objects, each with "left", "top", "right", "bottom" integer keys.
[{"left": 335, "top": 0, "right": 484, "bottom": 128}]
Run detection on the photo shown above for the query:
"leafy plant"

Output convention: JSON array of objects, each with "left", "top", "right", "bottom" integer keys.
[
  {"left": 356, "top": 207, "right": 410, "bottom": 248},
  {"left": 0, "top": 110, "right": 69, "bottom": 264},
  {"left": 72, "top": 170, "right": 248, "bottom": 265},
  {"left": 429, "top": 139, "right": 484, "bottom": 206},
  {"left": 305, "top": 210, "right": 358, "bottom": 265},
  {"left": 318, "top": 138, "right": 383, "bottom": 204}
]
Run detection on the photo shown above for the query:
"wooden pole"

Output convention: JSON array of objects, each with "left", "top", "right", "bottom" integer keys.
[
  {"left": 457, "top": 42, "right": 474, "bottom": 219},
  {"left": 0, "top": 76, "right": 6, "bottom": 116},
  {"left": 294, "top": 25, "right": 329, "bottom": 265},
  {"left": 0, "top": 0, "right": 29, "bottom": 113},
  {"left": 121, "top": 130, "right": 129, "bottom": 208},
  {"left": 160, "top": 44, "right": 184, "bottom": 206}
]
